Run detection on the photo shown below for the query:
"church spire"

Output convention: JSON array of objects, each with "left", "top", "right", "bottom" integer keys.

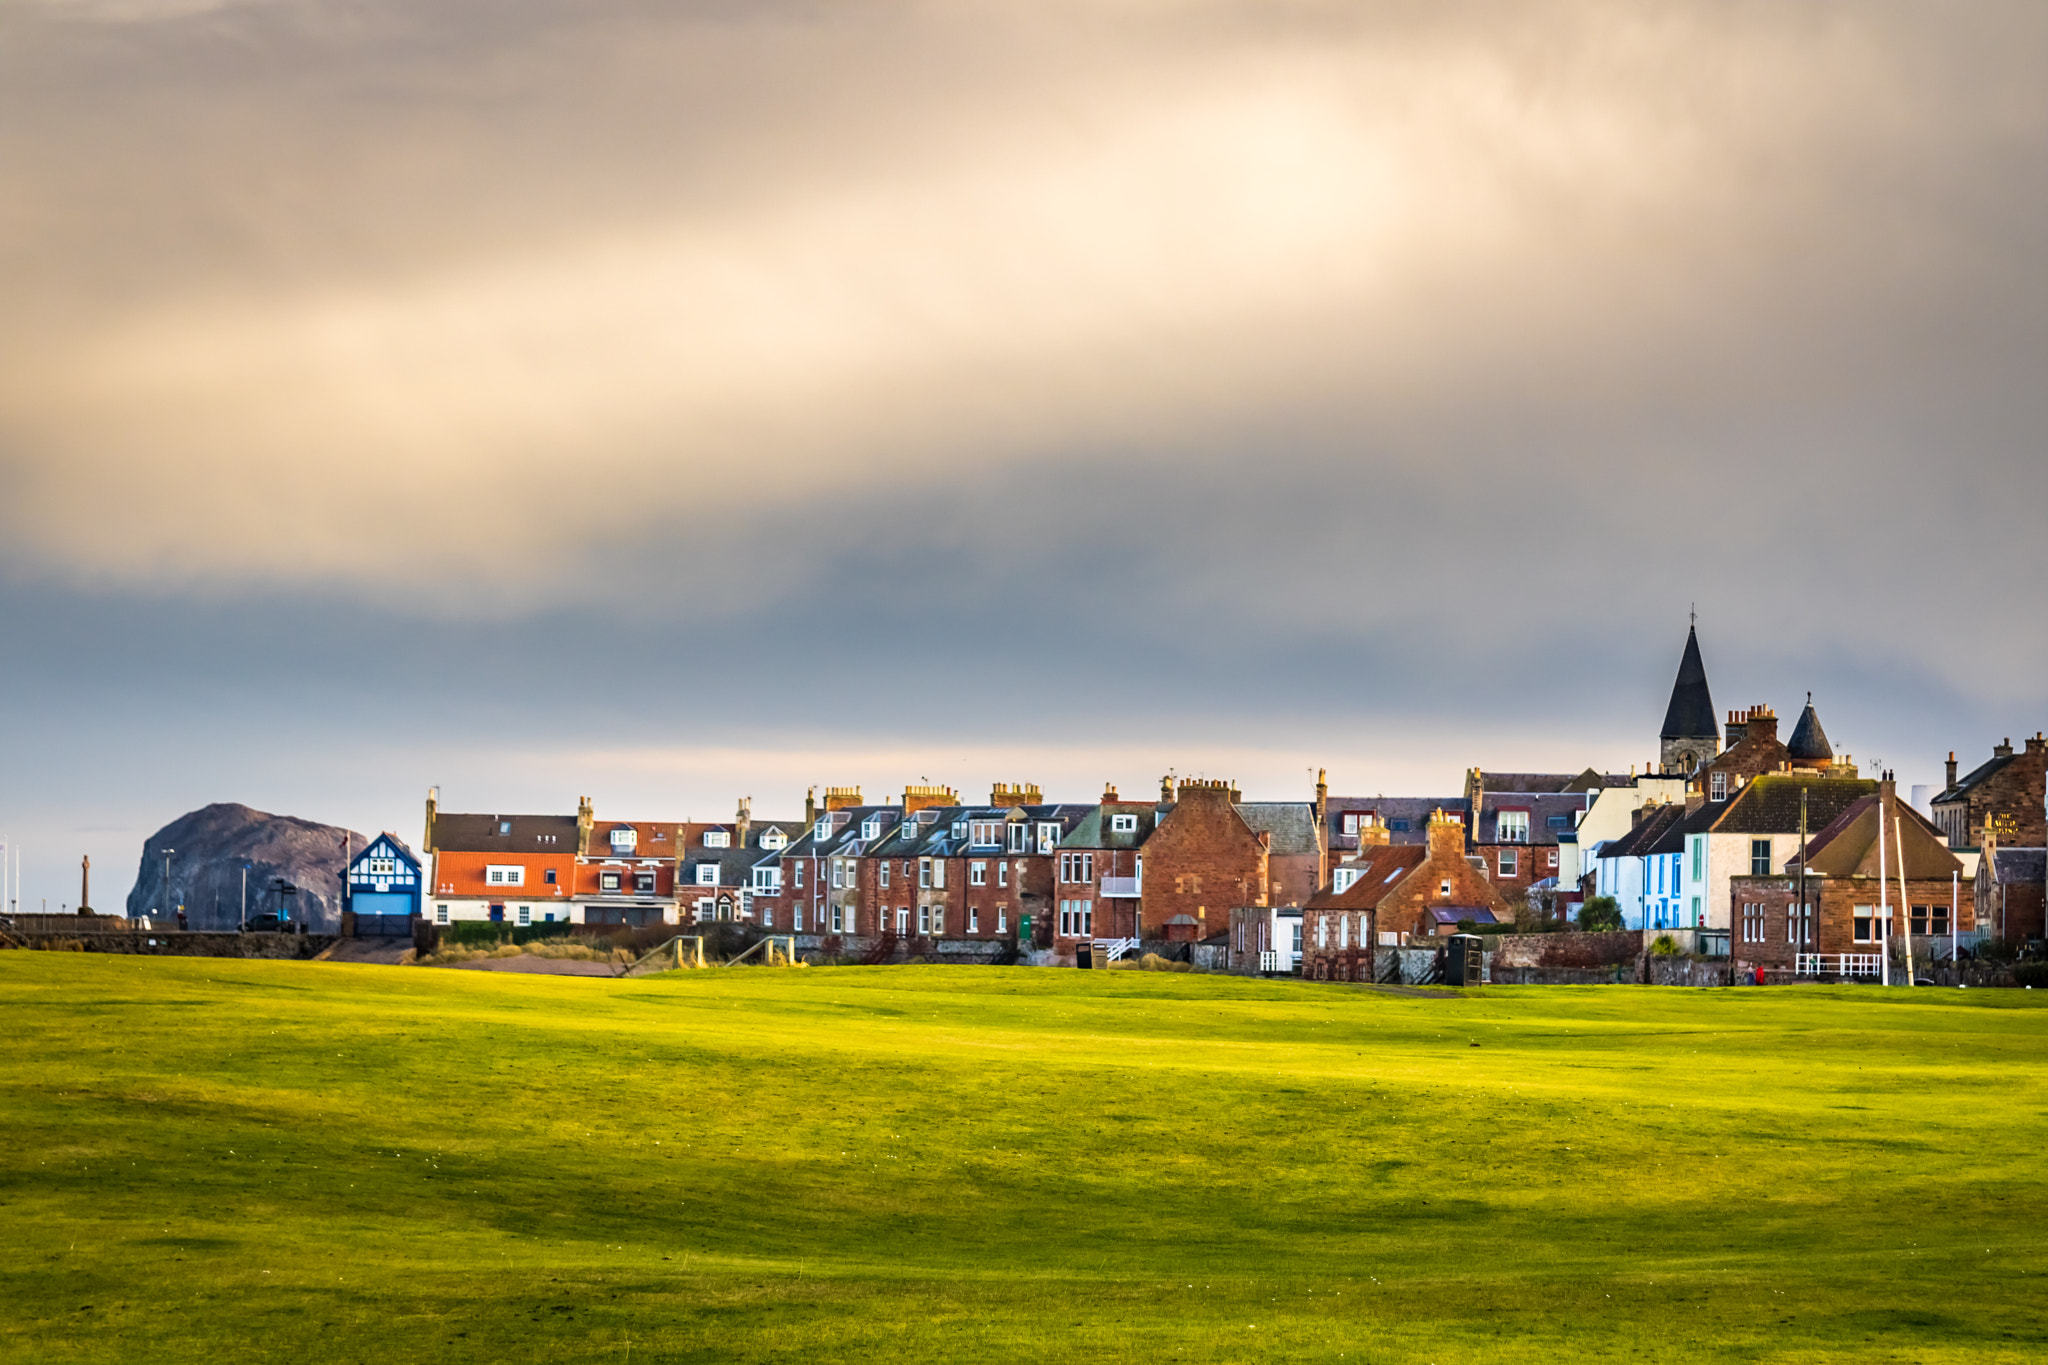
[{"left": 1658, "top": 622, "right": 1719, "bottom": 775}]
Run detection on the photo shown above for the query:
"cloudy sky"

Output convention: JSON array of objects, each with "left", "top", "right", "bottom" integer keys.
[{"left": 2, "top": 0, "right": 2044, "bottom": 908}]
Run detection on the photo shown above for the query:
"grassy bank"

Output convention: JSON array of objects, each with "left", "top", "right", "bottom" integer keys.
[{"left": 0, "top": 955, "right": 2043, "bottom": 1362}]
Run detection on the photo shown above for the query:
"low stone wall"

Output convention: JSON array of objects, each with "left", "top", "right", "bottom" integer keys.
[
  {"left": 786, "top": 933, "right": 1012, "bottom": 966},
  {"left": 1489, "top": 930, "right": 1644, "bottom": 970},
  {"left": 4, "top": 931, "right": 337, "bottom": 960}
]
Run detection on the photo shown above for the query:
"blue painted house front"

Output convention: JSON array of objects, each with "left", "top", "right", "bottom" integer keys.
[{"left": 348, "top": 833, "right": 422, "bottom": 936}]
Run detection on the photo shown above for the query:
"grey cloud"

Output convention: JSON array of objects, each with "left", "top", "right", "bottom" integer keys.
[{"left": 0, "top": 1, "right": 2044, "bottom": 908}]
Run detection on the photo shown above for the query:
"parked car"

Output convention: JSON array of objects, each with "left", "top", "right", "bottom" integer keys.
[{"left": 240, "top": 914, "right": 290, "bottom": 933}]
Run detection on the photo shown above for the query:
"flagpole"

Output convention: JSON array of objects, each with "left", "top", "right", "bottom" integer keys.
[
  {"left": 1895, "top": 811, "right": 1914, "bottom": 987},
  {"left": 1878, "top": 798, "right": 1890, "bottom": 988},
  {"left": 1951, "top": 870, "right": 1959, "bottom": 967}
]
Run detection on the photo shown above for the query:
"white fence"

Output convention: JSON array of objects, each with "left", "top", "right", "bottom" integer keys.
[
  {"left": 1091, "top": 937, "right": 1141, "bottom": 963},
  {"left": 1796, "top": 952, "right": 1883, "bottom": 977}
]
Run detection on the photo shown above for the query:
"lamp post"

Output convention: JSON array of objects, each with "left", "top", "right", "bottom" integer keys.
[
  {"left": 241, "top": 862, "right": 251, "bottom": 928},
  {"left": 162, "top": 847, "right": 175, "bottom": 923}
]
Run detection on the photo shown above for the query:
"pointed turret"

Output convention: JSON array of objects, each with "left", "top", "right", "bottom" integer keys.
[
  {"left": 1787, "top": 692, "right": 1833, "bottom": 770},
  {"left": 1657, "top": 624, "right": 1719, "bottom": 775}
]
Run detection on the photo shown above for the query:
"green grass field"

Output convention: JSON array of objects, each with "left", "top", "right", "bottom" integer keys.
[{"left": 2, "top": 955, "right": 2043, "bottom": 1363}]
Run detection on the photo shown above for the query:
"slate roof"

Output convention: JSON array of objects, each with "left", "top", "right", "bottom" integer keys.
[
  {"left": 1660, "top": 625, "right": 1717, "bottom": 740},
  {"left": 1427, "top": 907, "right": 1500, "bottom": 925},
  {"left": 1785, "top": 699, "right": 1834, "bottom": 765},
  {"left": 1644, "top": 802, "right": 1720, "bottom": 857},
  {"left": 1474, "top": 770, "right": 1628, "bottom": 794},
  {"left": 431, "top": 812, "right": 579, "bottom": 852},
  {"left": 1060, "top": 803, "right": 1162, "bottom": 851},
  {"left": 1474, "top": 792, "right": 1589, "bottom": 845},
  {"left": 1710, "top": 775, "right": 1876, "bottom": 835},
  {"left": 1235, "top": 802, "right": 1321, "bottom": 856},
  {"left": 1994, "top": 848, "right": 2047, "bottom": 885},
  {"left": 1935, "top": 751, "right": 2016, "bottom": 806},
  {"left": 1590, "top": 804, "right": 1686, "bottom": 862},
  {"left": 1324, "top": 796, "right": 1463, "bottom": 848}
]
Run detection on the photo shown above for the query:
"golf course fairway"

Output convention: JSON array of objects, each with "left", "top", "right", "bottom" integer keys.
[{"left": 2, "top": 953, "right": 2043, "bottom": 1362}]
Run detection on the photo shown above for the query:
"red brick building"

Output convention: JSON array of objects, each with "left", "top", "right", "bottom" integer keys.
[
  {"left": 1135, "top": 778, "right": 1269, "bottom": 944},
  {"left": 1301, "top": 810, "right": 1510, "bottom": 980},
  {"left": 1727, "top": 782, "right": 1969, "bottom": 965}
]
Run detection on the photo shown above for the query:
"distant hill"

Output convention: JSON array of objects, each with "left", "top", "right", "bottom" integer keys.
[{"left": 125, "top": 803, "right": 365, "bottom": 931}]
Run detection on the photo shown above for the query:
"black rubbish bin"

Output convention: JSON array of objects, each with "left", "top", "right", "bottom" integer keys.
[
  {"left": 1076, "top": 944, "right": 1094, "bottom": 970},
  {"left": 1445, "top": 933, "right": 1484, "bottom": 987}
]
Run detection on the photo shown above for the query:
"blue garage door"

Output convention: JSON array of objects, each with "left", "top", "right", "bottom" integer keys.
[{"left": 352, "top": 891, "right": 414, "bottom": 936}]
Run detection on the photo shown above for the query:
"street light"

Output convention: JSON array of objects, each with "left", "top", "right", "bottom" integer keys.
[{"left": 162, "top": 847, "right": 175, "bottom": 924}]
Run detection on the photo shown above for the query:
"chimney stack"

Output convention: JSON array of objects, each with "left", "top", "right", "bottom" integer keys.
[
  {"left": 805, "top": 786, "right": 817, "bottom": 828},
  {"left": 1946, "top": 752, "right": 1958, "bottom": 788},
  {"left": 424, "top": 786, "right": 440, "bottom": 855},
  {"left": 736, "top": 796, "right": 752, "bottom": 851},
  {"left": 1996, "top": 738, "right": 2014, "bottom": 758}
]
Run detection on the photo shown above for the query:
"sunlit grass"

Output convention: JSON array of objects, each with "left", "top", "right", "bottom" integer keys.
[{"left": 1, "top": 955, "right": 2042, "bottom": 1362}]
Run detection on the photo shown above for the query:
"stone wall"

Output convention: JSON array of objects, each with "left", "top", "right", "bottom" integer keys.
[
  {"left": 1488, "top": 930, "right": 1645, "bottom": 969},
  {"left": 4, "top": 931, "right": 337, "bottom": 959}
]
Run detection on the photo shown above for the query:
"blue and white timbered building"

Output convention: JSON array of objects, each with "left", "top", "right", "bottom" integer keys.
[{"left": 347, "top": 833, "right": 423, "bottom": 936}]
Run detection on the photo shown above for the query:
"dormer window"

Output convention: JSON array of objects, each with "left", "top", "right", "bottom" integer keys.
[
  {"left": 703, "top": 830, "right": 730, "bottom": 848},
  {"left": 951, "top": 820, "right": 968, "bottom": 840},
  {"left": 610, "top": 827, "right": 638, "bottom": 853},
  {"left": 1008, "top": 823, "right": 1027, "bottom": 853},
  {"left": 863, "top": 817, "right": 884, "bottom": 841},
  {"left": 970, "top": 821, "right": 1003, "bottom": 846},
  {"left": 1037, "top": 823, "right": 1059, "bottom": 853},
  {"left": 1110, "top": 814, "right": 1138, "bottom": 834},
  {"left": 760, "top": 829, "right": 787, "bottom": 850},
  {"left": 1495, "top": 812, "right": 1529, "bottom": 844},
  {"left": 815, "top": 818, "right": 832, "bottom": 841},
  {"left": 696, "top": 864, "right": 718, "bottom": 886}
]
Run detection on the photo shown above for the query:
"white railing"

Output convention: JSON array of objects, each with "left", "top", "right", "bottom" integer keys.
[
  {"left": 1258, "top": 950, "right": 1281, "bottom": 973},
  {"left": 1797, "top": 952, "right": 1883, "bottom": 977},
  {"left": 1092, "top": 937, "right": 1141, "bottom": 962},
  {"left": 1100, "top": 877, "right": 1141, "bottom": 897}
]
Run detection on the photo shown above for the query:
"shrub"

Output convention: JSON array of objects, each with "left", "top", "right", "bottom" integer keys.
[
  {"left": 1579, "top": 897, "right": 1624, "bottom": 933},
  {"left": 1650, "top": 935, "right": 1679, "bottom": 957},
  {"left": 2013, "top": 962, "right": 2048, "bottom": 989}
]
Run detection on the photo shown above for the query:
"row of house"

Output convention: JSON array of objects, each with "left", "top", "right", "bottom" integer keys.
[{"left": 342, "top": 624, "right": 2048, "bottom": 980}]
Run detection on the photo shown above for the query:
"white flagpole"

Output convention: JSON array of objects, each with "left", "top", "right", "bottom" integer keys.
[
  {"left": 1952, "top": 870, "right": 1960, "bottom": 966},
  {"left": 1878, "top": 802, "right": 1890, "bottom": 988},
  {"left": 1896, "top": 813, "right": 1915, "bottom": 987}
]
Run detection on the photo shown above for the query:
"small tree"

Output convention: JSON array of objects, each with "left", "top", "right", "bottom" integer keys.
[{"left": 1579, "top": 896, "right": 1624, "bottom": 933}]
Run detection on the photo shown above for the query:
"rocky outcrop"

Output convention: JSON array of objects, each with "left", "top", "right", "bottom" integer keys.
[{"left": 125, "top": 803, "right": 364, "bottom": 931}]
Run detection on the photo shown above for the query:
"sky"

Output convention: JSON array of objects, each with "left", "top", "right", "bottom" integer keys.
[{"left": 2, "top": 0, "right": 2045, "bottom": 910}]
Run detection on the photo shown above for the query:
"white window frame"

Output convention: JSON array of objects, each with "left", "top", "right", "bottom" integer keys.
[
  {"left": 435, "top": 904, "right": 449, "bottom": 924},
  {"left": 1499, "top": 849, "right": 1518, "bottom": 878},
  {"left": 486, "top": 865, "right": 524, "bottom": 887},
  {"left": 1495, "top": 811, "right": 1530, "bottom": 844},
  {"left": 702, "top": 830, "right": 729, "bottom": 849},
  {"left": 969, "top": 906, "right": 980, "bottom": 932},
  {"left": 1711, "top": 771, "right": 1728, "bottom": 802},
  {"left": 879, "top": 861, "right": 891, "bottom": 889},
  {"left": 1110, "top": 814, "right": 1138, "bottom": 834},
  {"left": 970, "top": 861, "right": 987, "bottom": 886},
  {"left": 517, "top": 905, "right": 531, "bottom": 926},
  {"left": 696, "top": 864, "right": 718, "bottom": 887}
]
